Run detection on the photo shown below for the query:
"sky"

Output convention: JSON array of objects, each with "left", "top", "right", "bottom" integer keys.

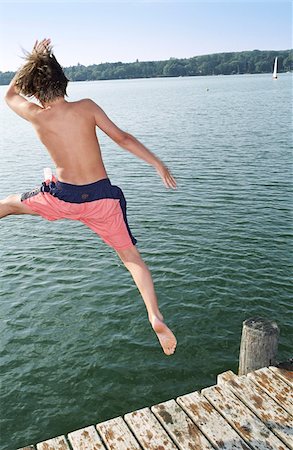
[{"left": 0, "top": 1, "right": 292, "bottom": 72}]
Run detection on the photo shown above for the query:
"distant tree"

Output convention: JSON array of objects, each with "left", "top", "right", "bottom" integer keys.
[
  {"left": 283, "top": 54, "right": 292, "bottom": 71},
  {"left": 215, "top": 62, "right": 231, "bottom": 75},
  {"left": 0, "top": 71, "right": 15, "bottom": 85},
  {"left": 163, "top": 61, "right": 186, "bottom": 76},
  {"left": 185, "top": 61, "right": 197, "bottom": 76},
  {"left": 74, "top": 70, "right": 87, "bottom": 81},
  {"left": 113, "top": 66, "right": 127, "bottom": 79},
  {"left": 198, "top": 60, "right": 213, "bottom": 76}
]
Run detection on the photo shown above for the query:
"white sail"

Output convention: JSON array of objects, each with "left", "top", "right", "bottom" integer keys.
[{"left": 273, "top": 57, "right": 278, "bottom": 79}]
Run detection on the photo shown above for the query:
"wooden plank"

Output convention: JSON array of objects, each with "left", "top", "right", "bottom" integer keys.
[
  {"left": 176, "top": 390, "right": 251, "bottom": 450},
  {"left": 124, "top": 407, "right": 178, "bottom": 449},
  {"left": 68, "top": 425, "right": 105, "bottom": 449},
  {"left": 219, "top": 372, "right": 293, "bottom": 449},
  {"left": 202, "top": 384, "right": 288, "bottom": 450},
  {"left": 269, "top": 366, "right": 293, "bottom": 387},
  {"left": 96, "top": 416, "right": 141, "bottom": 450},
  {"left": 217, "top": 370, "right": 236, "bottom": 385},
  {"left": 248, "top": 367, "right": 293, "bottom": 414},
  {"left": 151, "top": 399, "right": 213, "bottom": 450},
  {"left": 17, "top": 447, "right": 35, "bottom": 450},
  {"left": 36, "top": 435, "right": 70, "bottom": 450}
]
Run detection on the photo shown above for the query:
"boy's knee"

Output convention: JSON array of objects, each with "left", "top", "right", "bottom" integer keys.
[
  {"left": 1, "top": 195, "right": 15, "bottom": 212},
  {"left": 1, "top": 194, "right": 21, "bottom": 214},
  {"left": 116, "top": 245, "right": 141, "bottom": 264},
  {"left": 3, "top": 194, "right": 17, "bottom": 202}
]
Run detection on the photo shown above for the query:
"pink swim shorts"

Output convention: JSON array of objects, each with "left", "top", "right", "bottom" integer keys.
[{"left": 21, "top": 175, "right": 137, "bottom": 251}]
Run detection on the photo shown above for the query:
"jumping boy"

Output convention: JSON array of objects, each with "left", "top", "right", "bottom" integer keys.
[{"left": 1, "top": 39, "right": 177, "bottom": 355}]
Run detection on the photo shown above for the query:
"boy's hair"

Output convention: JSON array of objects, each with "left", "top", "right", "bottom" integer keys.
[{"left": 14, "top": 46, "right": 69, "bottom": 103}]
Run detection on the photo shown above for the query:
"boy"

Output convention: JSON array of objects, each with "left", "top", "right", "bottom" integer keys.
[{"left": 1, "top": 39, "right": 177, "bottom": 355}]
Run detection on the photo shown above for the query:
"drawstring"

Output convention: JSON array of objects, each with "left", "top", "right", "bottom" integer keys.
[
  {"left": 41, "top": 167, "right": 57, "bottom": 195},
  {"left": 41, "top": 180, "right": 56, "bottom": 194}
]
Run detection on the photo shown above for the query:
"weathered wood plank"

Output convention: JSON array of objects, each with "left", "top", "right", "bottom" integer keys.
[
  {"left": 96, "top": 416, "right": 141, "bottom": 450},
  {"left": 124, "top": 407, "right": 178, "bottom": 449},
  {"left": 17, "top": 447, "right": 35, "bottom": 450},
  {"left": 248, "top": 367, "right": 293, "bottom": 414},
  {"left": 177, "top": 391, "right": 251, "bottom": 450},
  {"left": 269, "top": 366, "right": 293, "bottom": 387},
  {"left": 68, "top": 425, "right": 105, "bottom": 449},
  {"left": 219, "top": 372, "right": 293, "bottom": 449},
  {"left": 36, "top": 435, "right": 70, "bottom": 450},
  {"left": 202, "top": 384, "right": 288, "bottom": 450},
  {"left": 217, "top": 370, "right": 236, "bottom": 386},
  {"left": 151, "top": 398, "right": 213, "bottom": 450}
]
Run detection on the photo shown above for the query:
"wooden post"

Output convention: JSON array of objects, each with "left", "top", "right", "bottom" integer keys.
[{"left": 238, "top": 317, "right": 279, "bottom": 375}]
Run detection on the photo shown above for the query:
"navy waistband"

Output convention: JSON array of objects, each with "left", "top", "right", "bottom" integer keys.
[
  {"left": 55, "top": 177, "right": 111, "bottom": 191},
  {"left": 41, "top": 177, "right": 123, "bottom": 203}
]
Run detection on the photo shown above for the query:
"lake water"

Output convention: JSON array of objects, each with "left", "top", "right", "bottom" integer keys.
[{"left": 0, "top": 74, "right": 292, "bottom": 449}]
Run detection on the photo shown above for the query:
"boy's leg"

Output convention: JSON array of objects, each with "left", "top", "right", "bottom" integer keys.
[
  {"left": 0, "top": 194, "right": 39, "bottom": 219},
  {"left": 116, "top": 244, "right": 177, "bottom": 355},
  {"left": 118, "top": 245, "right": 162, "bottom": 322}
]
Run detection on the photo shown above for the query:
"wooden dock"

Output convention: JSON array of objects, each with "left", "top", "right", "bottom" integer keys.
[{"left": 18, "top": 365, "right": 292, "bottom": 450}]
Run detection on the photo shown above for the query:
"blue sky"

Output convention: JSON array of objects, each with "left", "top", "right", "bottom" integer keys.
[{"left": 0, "top": 1, "right": 291, "bottom": 72}]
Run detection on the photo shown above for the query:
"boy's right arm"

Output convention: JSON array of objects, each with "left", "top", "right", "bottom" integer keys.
[{"left": 88, "top": 99, "right": 177, "bottom": 189}]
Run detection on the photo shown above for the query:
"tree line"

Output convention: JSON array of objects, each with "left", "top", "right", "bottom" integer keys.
[{"left": 0, "top": 49, "right": 291, "bottom": 85}]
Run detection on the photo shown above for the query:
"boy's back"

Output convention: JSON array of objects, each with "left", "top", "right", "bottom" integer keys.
[{"left": 31, "top": 98, "right": 108, "bottom": 185}]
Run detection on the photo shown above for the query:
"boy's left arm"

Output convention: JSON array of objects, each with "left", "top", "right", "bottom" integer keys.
[{"left": 4, "top": 74, "right": 42, "bottom": 122}]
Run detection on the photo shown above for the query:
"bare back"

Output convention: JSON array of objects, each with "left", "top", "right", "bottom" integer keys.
[{"left": 32, "top": 99, "right": 108, "bottom": 185}]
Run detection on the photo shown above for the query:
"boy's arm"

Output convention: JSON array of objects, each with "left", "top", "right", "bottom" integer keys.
[
  {"left": 89, "top": 100, "right": 177, "bottom": 189},
  {"left": 4, "top": 74, "right": 42, "bottom": 122},
  {"left": 4, "top": 39, "right": 50, "bottom": 122}
]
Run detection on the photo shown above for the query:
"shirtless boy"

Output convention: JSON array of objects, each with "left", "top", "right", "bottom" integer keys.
[{"left": 1, "top": 39, "right": 177, "bottom": 355}]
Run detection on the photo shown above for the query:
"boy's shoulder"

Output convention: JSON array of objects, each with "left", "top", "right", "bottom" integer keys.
[
  {"left": 73, "top": 98, "right": 98, "bottom": 110},
  {"left": 78, "top": 98, "right": 95, "bottom": 105}
]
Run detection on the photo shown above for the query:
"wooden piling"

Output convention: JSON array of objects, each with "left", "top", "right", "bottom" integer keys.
[{"left": 238, "top": 317, "right": 279, "bottom": 375}]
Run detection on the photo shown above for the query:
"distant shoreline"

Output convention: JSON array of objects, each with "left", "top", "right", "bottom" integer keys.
[
  {"left": 2, "top": 72, "right": 292, "bottom": 89},
  {"left": 0, "top": 49, "right": 291, "bottom": 85}
]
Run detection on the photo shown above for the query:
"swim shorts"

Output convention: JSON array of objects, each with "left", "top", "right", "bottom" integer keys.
[{"left": 21, "top": 174, "right": 137, "bottom": 251}]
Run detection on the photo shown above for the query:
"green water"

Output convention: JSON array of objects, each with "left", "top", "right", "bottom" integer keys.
[{"left": 0, "top": 74, "right": 292, "bottom": 449}]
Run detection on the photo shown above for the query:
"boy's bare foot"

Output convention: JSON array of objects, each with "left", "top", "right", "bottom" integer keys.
[{"left": 150, "top": 316, "right": 177, "bottom": 355}]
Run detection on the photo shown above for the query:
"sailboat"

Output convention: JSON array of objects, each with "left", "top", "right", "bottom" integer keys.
[{"left": 273, "top": 57, "right": 278, "bottom": 79}]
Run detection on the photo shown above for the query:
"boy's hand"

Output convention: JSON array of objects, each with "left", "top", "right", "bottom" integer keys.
[
  {"left": 32, "top": 38, "right": 51, "bottom": 54},
  {"left": 155, "top": 162, "right": 177, "bottom": 189}
]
